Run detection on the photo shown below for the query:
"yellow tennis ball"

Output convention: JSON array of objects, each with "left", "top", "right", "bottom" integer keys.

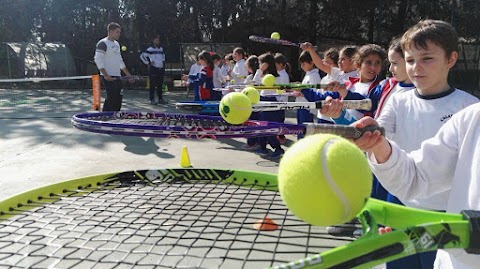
[
  {"left": 262, "top": 74, "right": 275, "bottom": 87},
  {"left": 271, "top": 32, "right": 281, "bottom": 40},
  {"left": 121, "top": 46, "right": 127, "bottom": 52},
  {"left": 278, "top": 134, "right": 372, "bottom": 227},
  {"left": 242, "top": 87, "right": 260, "bottom": 104},
  {"left": 219, "top": 92, "right": 252, "bottom": 124}
]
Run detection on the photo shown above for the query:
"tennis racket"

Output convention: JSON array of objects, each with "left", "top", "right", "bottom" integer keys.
[
  {"left": 176, "top": 99, "right": 372, "bottom": 112},
  {"left": 223, "top": 83, "right": 335, "bottom": 90},
  {"left": 71, "top": 112, "right": 383, "bottom": 139},
  {"left": 0, "top": 168, "right": 477, "bottom": 268},
  {"left": 214, "top": 87, "right": 298, "bottom": 97},
  {"left": 249, "top": 35, "right": 303, "bottom": 47}
]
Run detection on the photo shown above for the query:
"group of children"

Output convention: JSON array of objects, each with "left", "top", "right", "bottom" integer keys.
[{"left": 185, "top": 19, "right": 480, "bottom": 269}]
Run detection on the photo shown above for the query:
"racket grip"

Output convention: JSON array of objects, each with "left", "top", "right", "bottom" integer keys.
[
  {"left": 304, "top": 123, "right": 385, "bottom": 139},
  {"left": 316, "top": 99, "right": 372, "bottom": 110}
]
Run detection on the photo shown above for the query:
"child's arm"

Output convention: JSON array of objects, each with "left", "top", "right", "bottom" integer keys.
[
  {"left": 300, "top": 88, "right": 340, "bottom": 102},
  {"left": 300, "top": 42, "right": 332, "bottom": 75},
  {"left": 189, "top": 68, "right": 207, "bottom": 85}
]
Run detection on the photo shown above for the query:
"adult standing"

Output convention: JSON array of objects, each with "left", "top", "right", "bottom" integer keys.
[
  {"left": 94, "top": 22, "right": 134, "bottom": 112},
  {"left": 140, "top": 34, "right": 167, "bottom": 105}
]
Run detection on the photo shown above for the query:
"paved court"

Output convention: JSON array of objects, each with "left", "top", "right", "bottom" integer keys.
[
  {"left": 0, "top": 87, "right": 388, "bottom": 269},
  {"left": 0, "top": 88, "right": 296, "bottom": 199}
]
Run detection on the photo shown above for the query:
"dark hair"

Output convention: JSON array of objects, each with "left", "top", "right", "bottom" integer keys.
[
  {"left": 212, "top": 53, "right": 222, "bottom": 61},
  {"left": 324, "top": 47, "right": 339, "bottom": 65},
  {"left": 107, "top": 22, "right": 121, "bottom": 31},
  {"left": 352, "top": 44, "right": 387, "bottom": 67},
  {"left": 339, "top": 45, "right": 358, "bottom": 59},
  {"left": 225, "top": 53, "right": 233, "bottom": 61},
  {"left": 299, "top": 50, "right": 313, "bottom": 63},
  {"left": 401, "top": 19, "right": 458, "bottom": 57},
  {"left": 388, "top": 36, "right": 403, "bottom": 57},
  {"left": 198, "top": 50, "right": 215, "bottom": 70},
  {"left": 233, "top": 47, "right": 245, "bottom": 57},
  {"left": 246, "top": 55, "right": 259, "bottom": 74},
  {"left": 258, "top": 53, "right": 279, "bottom": 77},
  {"left": 274, "top": 53, "right": 291, "bottom": 74}
]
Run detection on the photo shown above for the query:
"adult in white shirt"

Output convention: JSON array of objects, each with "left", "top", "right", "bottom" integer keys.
[{"left": 94, "top": 22, "right": 134, "bottom": 111}]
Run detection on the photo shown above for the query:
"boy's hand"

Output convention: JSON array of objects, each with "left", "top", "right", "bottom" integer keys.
[
  {"left": 351, "top": 117, "right": 392, "bottom": 163},
  {"left": 319, "top": 96, "right": 343, "bottom": 119}
]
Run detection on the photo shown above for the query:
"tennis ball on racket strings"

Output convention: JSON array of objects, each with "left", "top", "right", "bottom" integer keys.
[
  {"left": 219, "top": 92, "right": 253, "bottom": 125},
  {"left": 271, "top": 32, "right": 281, "bottom": 40},
  {"left": 242, "top": 87, "right": 260, "bottom": 104},
  {"left": 278, "top": 134, "right": 372, "bottom": 227},
  {"left": 121, "top": 45, "right": 127, "bottom": 52},
  {"left": 262, "top": 74, "right": 275, "bottom": 87}
]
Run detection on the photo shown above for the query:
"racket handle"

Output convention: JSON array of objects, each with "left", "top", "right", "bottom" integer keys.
[
  {"left": 304, "top": 123, "right": 385, "bottom": 139},
  {"left": 315, "top": 99, "right": 372, "bottom": 110}
]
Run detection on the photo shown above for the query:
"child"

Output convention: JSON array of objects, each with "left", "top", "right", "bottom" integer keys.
[
  {"left": 242, "top": 55, "right": 260, "bottom": 151},
  {"left": 320, "top": 47, "right": 340, "bottom": 84},
  {"left": 252, "top": 53, "right": 285, "bottom": 159},
  {"left": 228, "top": 47, "right": 248, "bottom": 84},
  {"left": 296, "top": 50, "right": 323, "bottom": 139},
  {"left": 274, "top": 53, "right": 291, "bottom": 85},
  {"left": 211, "top": 53, "right": 225, "bottom": 101},
  {"left": 183, "top": 58, "right": 202, "bottom": 101},
  {"left": 182, "top": 50, "right": 214, "bottom": 101},
  {"left": 221, "top": 53, "right": 233, "bottom": 82},
  {"left": 353, "top": 19, "right": 479, "bottom": 269},
  {"left": 243, "top": 55, "right": 259, "bottom": 85},
  {"left": 301, "top": 43, "right": 359, "bottom": 83}
]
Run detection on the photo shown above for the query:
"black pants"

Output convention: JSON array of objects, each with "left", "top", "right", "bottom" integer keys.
[
  {"left": 101, "top": 77, "right": 123, "bottom": 112},
  {"left": 149, "top": 66, "right": 165, "bottom": 101}
]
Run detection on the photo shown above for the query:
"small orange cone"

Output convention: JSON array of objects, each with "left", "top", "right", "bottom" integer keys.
[
  {"left": 253, "top": 217, "right": 279, "bottom": 231},
  {"left": 179, "top": 146, "right": 192, "bottom": 168}
]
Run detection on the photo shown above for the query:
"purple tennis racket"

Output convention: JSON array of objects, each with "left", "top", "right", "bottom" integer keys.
[
  {"left": 71, "top": 112, "right": 384, "bottom": 139},
  {"left": 249, "top": 35, "right": 303, "bottom": 47}
]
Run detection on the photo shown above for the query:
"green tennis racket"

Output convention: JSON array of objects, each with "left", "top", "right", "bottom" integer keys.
[{"left": 0, "top": 168, "right": 477, "bottom": 268}]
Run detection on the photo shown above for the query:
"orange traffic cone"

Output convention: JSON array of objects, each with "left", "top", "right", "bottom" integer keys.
[{"left": 179, "top": 146, "right": 192, "bottom": 168}]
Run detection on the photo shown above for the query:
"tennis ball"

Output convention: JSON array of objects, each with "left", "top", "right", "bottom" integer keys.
[
  {"left": 271, "top": 32, "right": 281, "bottom": 40},
  {"left": 219, "top": 92, "right": 252, "bottom": 124},
  {"left": 121, "top": 46, "right": 127, "bottom": 52},
  {"left": 278, "top": 134, "right": 372, "bottom": 227},
  {"left": 262, "top": 74, "right": 275, "bottom": 87},
  {"left": 242, "top": 87, "right": 260, "bottom": 104}
]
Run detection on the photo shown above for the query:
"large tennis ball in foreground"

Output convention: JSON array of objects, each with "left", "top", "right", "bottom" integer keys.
[
  {"left": 278, "top": 134, "right": 372, "bottom": 226},
  {"left": 219, "top": 92, "right": 252, "bottom": 125},
  {"left": 262, "top": 74, "right": 275, "bottom": 87},
  {"left": 242, "top": 87, "right": 260, "bottom": 104},
  {"left": 271, "top": 32, "right": 281, "bottom": 40}
]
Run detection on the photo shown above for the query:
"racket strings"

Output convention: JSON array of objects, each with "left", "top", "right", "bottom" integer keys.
[{"left": 0, "top": 174, "right": 353, "bottom": 268}]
